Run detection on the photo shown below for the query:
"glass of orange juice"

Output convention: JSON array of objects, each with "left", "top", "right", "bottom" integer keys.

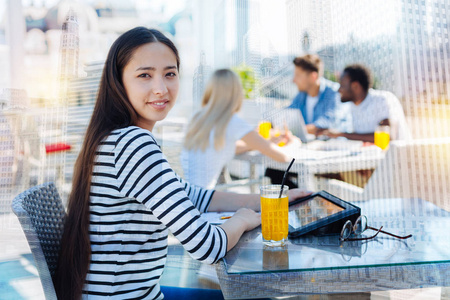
[
  {"left": 260, "top": 185, "right": 289, "bottom": 247},
  {"left": 258, "top": 121, "right": 271, "bottom": 139},
  {"left": 374, "top": 125, "right": 390, "bottom": 150}
]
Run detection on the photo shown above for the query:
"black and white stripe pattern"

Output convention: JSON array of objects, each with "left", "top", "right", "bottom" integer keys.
[{"left": 83, "top": 126, "right": 227, "bottom": 299}]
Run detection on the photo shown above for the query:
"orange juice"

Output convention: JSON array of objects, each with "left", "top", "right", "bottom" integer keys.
[
  {"left": 260, "top": 195, "right": 289, "bottom": 245},
  {"left": 374, "top": 131, "right": 390, "bottom": 150},
  {"left": 258, "top": 121, "right": 271, "bottom": 139}
]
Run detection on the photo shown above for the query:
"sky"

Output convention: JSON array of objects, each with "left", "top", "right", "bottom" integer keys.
[
  {"left": 0, "top": 0, "right": 187, "bottom": 24},
  {"left": 259, "top": 0, "right": 289, "bottom": 55},
  {"left": 17, "top": 0, "right": 188, "bottom": 17},
  {"left": 0, "top": 1, "right": 4, "bottom": 20},
  {"left": 0, "top": 0, "right": 401, "bottom": 53},
  {"left": 0, "top": 1, "right": 286, "bottom": 41}
]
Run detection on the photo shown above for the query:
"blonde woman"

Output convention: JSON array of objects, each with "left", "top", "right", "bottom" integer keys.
[{"left": 181, "top": 69, "right": 294, "bottom": 189}]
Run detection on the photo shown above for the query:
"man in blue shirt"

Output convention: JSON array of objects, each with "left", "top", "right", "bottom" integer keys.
[
  {"left": 266, "top": 54, "right": 341, "bottom": 188},
  {"left": 288, "top": 54, "right": 340, "bottom": 135}
]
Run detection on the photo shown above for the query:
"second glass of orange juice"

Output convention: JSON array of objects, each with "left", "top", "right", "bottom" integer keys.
[
  {"left": 260, "top": 185, "right": 289, "bottom": 247},
  {"left": 258, "top": 121, "right": 271, "bottom": 139},
  {"left": 374, "top": 125, "right": 390, "bottom": 150}
]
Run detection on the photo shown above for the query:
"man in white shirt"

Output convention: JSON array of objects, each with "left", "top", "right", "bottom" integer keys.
[{"left": 322, "top": 64, "right": 410, "bottom": 142}]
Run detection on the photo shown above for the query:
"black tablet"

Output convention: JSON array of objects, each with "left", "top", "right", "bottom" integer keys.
[{"left": 288, "top": 191, "right": 360, "bottom": 238}]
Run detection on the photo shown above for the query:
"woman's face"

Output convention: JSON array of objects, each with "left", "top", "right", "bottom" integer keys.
[{"left": 122, "top": 42, "right": 179, "bottom": 131}]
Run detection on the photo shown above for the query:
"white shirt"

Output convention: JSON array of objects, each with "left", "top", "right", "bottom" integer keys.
[
  {"left": 305, "top": 94, "right": 319, "bottom": 124},
  {"left": 181, "top": 114, "right": 254, "bottom": 189},
  {"left": 350, "top": 89, "right": 411, "bottom": 140}
]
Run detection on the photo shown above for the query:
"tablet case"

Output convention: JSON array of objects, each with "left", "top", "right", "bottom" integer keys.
[{"left": 288, "top": 190, "right": 361, "bottom": 238}]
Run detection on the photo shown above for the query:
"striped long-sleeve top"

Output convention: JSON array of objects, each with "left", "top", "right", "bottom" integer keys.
[{"left": 83, "top": 126, "right": 228, "bottom": 299}]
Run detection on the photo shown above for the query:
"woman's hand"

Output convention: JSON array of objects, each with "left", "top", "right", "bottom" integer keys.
[
  {"left": 231, "top": 208, "right": 261, "bottom": 231},
  {"left": 270, "top": 130, "right": 301, "bottom": 147},
  {"left": 219, "top": 208, "right": 261, "bottom": 251},
  {"left": 288, "top": 189, "right": 313, "bottom": 203},
  {"left": 283, "top": 130, "right": 302, "bottom": 146},
  {"left": 269, "top": 132, "right": 284, "bottom": 144}
]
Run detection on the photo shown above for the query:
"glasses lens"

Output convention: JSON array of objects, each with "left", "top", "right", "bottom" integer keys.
[
  {"left": 341, "top": 221, "right": 353, "bottom": 240},
  {"left": 354, "top": 215, "right": 367, "bottom": 235}
]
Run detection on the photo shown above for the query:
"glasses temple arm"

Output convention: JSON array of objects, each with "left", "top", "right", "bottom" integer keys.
[
  {"left": 367, "top": 225, "right": 412, "bottom": 239},
  {"left": 345, "top": 226, "right": 383, "bottom": 241}
]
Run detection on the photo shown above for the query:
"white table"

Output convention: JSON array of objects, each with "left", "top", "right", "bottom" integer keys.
[{"left": 233, "top": 140, "right": 385, "bottom": 191}]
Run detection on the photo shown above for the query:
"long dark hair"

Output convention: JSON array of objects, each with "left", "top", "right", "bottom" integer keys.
[{"left": 54, "top": 27, "right": 180, "bottom": 300}]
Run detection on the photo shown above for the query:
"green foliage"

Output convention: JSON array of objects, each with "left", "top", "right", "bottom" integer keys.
[
  {"left": 372, "top": 76, "right": 380, "bottom": 90},
  {"left": 232, "top": 64, "right": 258, "bottom": 99},
  {"left": 323, "top": 70, "right": 338, "bottom": 83}
]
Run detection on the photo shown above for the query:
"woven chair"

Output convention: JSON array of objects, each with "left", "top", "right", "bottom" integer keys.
[{"left": 11, "top": 182, "right": 66, "bottom": 300}]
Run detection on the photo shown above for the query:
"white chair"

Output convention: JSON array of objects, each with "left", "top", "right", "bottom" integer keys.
[
  {"left": 11, "top": 182, "right": 66, "bottom": 300},
  {"left": 215, "top": 166, "right": 266, "bottom": 192},
  {"left": 318, "top": 138, "right": 450, "bottom": 211},
  {"left": 0, "top": 112, "right": 15, "bottom": 213}
]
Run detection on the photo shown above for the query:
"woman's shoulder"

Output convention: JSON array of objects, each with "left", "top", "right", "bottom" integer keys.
[
  {"left": 110, "top": 125, "right": 152, "bottom": 136},
  {"left": 109, "top": 126, "right": 158, "bottom": 145},
  {"left": 230, "top": 113, "right": 248, "bottom": 125},
  {"left": 229, "top": 113, "right": 253, "bottom": 131}
]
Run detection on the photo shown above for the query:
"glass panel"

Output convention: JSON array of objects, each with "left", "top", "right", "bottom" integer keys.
[{"left": 224, "top": 198, "right": 450, "bottom": 274}]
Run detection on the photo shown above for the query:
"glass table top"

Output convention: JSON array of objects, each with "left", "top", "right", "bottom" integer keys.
[{"left": 223, "top": 198, "right": 450, "bottom": 274}]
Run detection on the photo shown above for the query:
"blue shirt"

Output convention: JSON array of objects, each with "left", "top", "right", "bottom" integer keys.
[{"left": 288, "top": 78, "right": 340, "bottom": 129}]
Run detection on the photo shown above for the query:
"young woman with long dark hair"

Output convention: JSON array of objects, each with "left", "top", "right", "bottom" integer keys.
[{"left": 54, "top": 26, "right": 309, "bottom": 300}]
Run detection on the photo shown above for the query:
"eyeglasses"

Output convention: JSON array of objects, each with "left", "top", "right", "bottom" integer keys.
[{"left": 340, "top": 215, "right": 412, "bottom": 242}]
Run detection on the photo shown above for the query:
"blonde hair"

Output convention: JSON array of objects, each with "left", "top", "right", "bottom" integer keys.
[{"left": 184, "top": 69, "right": 244, "bottom": 151}]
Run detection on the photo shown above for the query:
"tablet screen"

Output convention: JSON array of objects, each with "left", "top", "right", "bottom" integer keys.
[{"left": 288, "top": 195, "right": 344, "bottom": 229}]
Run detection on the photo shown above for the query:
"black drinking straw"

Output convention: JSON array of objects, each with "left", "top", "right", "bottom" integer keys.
[{"left": 278, "top": 158, "right": 295, "bottom": 198}]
